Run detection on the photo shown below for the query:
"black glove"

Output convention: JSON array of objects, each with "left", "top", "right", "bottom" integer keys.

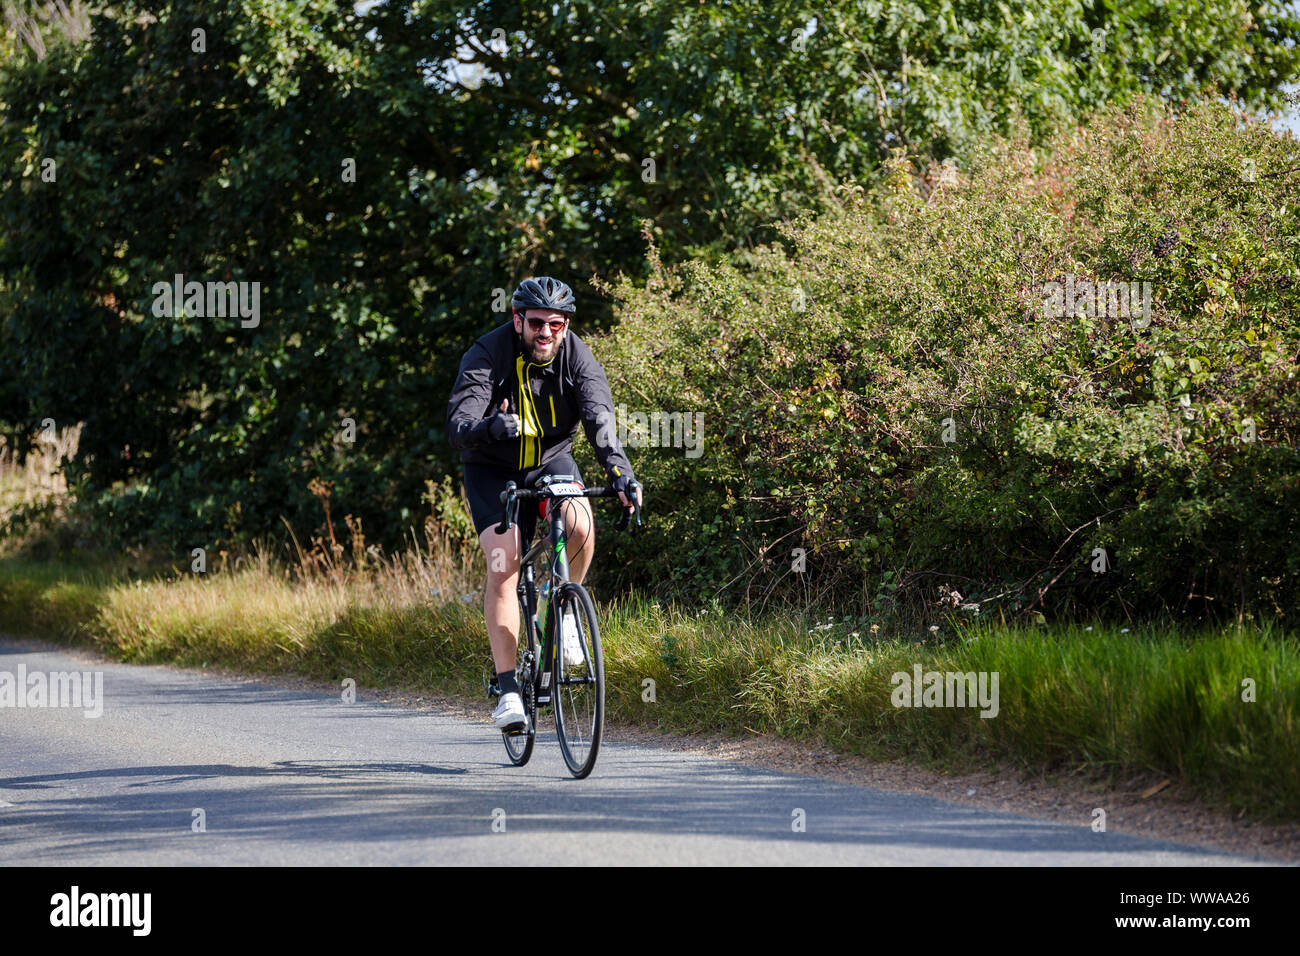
[
  {"left": 485, "top": 398, "right": 520, "bottom": 441},
  {"left": 611, "top": 473, "right": 638, "bottom": 502}
]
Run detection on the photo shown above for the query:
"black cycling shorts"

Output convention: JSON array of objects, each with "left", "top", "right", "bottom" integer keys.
[{"left": 463, "top": 453, "right": 585, "bottom": 542}]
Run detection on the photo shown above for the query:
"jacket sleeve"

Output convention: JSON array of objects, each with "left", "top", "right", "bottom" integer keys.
[
  {"left": 571, "top": 336, "right": 635, "bottom": 482},
  {"left": 446, "top": 342, "right": 497, "bottom": 450}
]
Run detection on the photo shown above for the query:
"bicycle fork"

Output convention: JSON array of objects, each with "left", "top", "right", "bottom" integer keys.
[{"left": 537, "top": 506, "right": 575, "bottom": 702}]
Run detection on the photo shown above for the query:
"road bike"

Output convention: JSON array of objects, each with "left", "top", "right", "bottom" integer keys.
[{"left": 484, "top": 473, "right": 642, "bottom": 778}]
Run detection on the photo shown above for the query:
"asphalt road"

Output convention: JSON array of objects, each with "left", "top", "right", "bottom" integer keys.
[{"left": 0, "top": 637, "right": 1273, "bottom": 865}]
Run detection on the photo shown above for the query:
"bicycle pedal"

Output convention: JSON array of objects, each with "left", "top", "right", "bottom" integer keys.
[{"left": 501, "top": 722, "right": 527, "bottom": 736}]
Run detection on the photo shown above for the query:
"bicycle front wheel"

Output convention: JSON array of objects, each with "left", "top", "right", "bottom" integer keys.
[{"left": 552, "top": 582, "right": 604, "bottom": 778}]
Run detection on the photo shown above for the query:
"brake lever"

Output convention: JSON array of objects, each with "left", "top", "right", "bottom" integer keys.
[
  {"left": 614, "top": 481, "right": 644, "bottom": 534},
  {"left": 496, "top": 480, "right": 518, "bottom": 534}
]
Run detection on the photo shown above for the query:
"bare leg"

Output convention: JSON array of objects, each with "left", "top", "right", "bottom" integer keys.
[
  {"left": 479, "top": 523, "right": 522, "bottom": 676},
  {"left": 558, "top": 497, "right": 596, "bottom": 584}
]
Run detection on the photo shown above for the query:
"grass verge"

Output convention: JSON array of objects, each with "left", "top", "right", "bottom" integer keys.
[{"left": 0, "top": 553, "right": 1296, "bottom": 821}]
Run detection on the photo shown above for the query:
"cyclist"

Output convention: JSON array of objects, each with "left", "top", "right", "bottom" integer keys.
[{"left": 445, "top": 276, "right": 642, "bottom": 733}]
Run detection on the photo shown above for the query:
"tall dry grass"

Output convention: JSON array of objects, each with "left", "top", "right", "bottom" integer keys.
[{"left": 0, "top": 422, "right": 81, "bottom": 507}]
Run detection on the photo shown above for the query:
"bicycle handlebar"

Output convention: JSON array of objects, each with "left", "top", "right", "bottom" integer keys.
[{"left": 496, "top": 479, "right": 644, "bottom": 536}]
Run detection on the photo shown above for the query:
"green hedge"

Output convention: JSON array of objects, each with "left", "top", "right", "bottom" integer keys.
[{"left": 590, "top": 97, "right": 1300, "bottom": 623}]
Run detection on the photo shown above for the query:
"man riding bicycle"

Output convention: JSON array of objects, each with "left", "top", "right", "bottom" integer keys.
[{"left": 445, "top": 276, "right": 642, "bottom": 732}]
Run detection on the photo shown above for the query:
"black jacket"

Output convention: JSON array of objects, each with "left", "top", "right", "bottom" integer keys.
[{"left": 445, "top": 320, "right": 635, "bottom": 482}]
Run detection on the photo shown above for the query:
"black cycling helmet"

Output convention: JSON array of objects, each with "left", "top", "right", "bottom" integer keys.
[{"left": 512, "top": 276, "right": 576, "bottom": 316}]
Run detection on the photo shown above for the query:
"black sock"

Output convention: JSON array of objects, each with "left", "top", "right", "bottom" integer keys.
[{"left": 497, "top": 670, "right": 519, "bottom": 697}]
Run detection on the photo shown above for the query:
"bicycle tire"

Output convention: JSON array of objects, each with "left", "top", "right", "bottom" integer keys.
[
  {"left": 552, "top": 582, "right": 604, "bottom": 778},
  {"left": 502, "top": 635, "right": 536, "bottom": 766}
]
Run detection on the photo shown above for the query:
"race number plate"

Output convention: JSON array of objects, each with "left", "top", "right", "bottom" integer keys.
[{"left": 547, "top": 482, "right": 585, "bottom": 496}]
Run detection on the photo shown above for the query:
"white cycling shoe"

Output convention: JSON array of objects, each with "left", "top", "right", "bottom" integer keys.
[
  {"left": 561, "top": 612, "right": 586, "bottom": 669},
  {"left": 492, "top": 692, "right": 528, "bottom": 732}
]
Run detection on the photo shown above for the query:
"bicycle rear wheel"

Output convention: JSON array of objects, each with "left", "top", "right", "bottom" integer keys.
[
  {"left": 502, "top": 639, "right": 536, "bottom": 766},
  {"left": 552, "top": 582, "right": 604, "bottom": 778}
]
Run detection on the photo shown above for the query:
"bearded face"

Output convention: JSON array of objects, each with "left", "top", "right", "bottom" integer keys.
[{"left": 514, "top": 308, "right": 569, "bottom": 364}]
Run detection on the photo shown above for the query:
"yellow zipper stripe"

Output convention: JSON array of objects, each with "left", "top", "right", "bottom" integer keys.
[{"left": 515, "top": 356, "right": 543, "bottom": 468}]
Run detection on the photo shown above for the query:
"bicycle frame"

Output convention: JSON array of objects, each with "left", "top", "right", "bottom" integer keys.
[
  {"left": 504, "top": 478, "right": 631, "bottom": 702},
  {"left": 507, "top": 480, "right": 631, "bottom": 688},
  {"left": 520, "top": 496, "right": 573, "bottom": 597},
  {"left": 516, "top": 487, "right": 589, "bottom": 702}
]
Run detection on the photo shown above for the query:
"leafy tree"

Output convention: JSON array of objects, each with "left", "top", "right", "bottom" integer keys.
[{"left": 1, "top": 0, "right": 1298, "bottom": 562}]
